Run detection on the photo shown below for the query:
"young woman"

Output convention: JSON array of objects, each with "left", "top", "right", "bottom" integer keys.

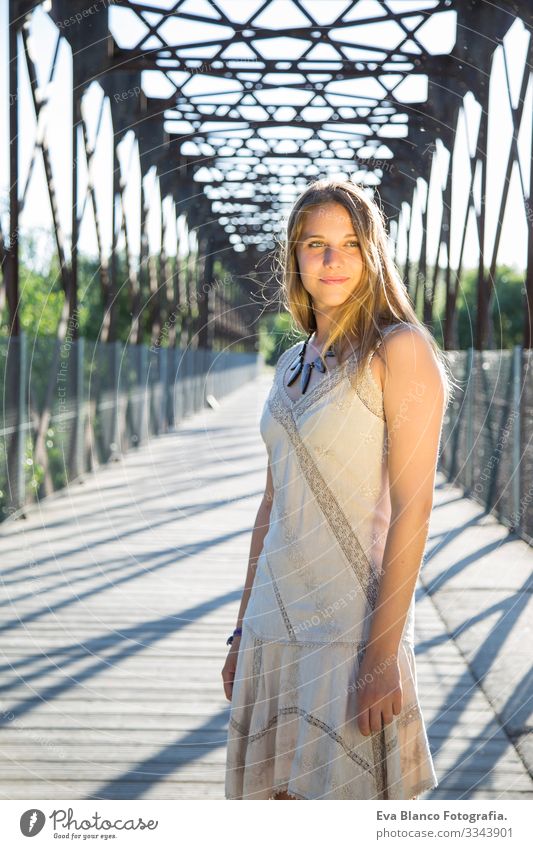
[{"left": 221, "top": 178, "right": 453, "bottom": 800}]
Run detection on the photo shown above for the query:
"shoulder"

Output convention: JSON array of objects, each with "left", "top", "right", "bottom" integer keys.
[
  {"left": 377, "top": 322, "right": 446, "bottom": 407},
  {"left": 379, "top": 321, "right": 429, "bottom": 353},
  {"left": 371, "top": 322, "right": 442, "bottom": 390},
  {"left": 380, "top": 321, "right": 437, "bottom": 363}
]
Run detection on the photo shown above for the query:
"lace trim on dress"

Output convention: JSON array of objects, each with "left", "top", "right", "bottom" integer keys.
[
  {"left": 350, "top": 364, "right": 385, "bottom": 420},
  {"left": 274, "top": 333, "right": 394, "bottom": 422},
  {"left": 229, "top": 639, "right": 426, "bottom": 799},
  {"left": 280, "top": 345, "right": 360, "bottom": 418},
  {"left": 229, "top": 715, "right": 249, "bottom": 737},
  {"left": 228, "top": 628, "right": 429, "bottom": 801},
  {"left": 262, "top": 550, "right": 298, "bottom": 642},
  {"left": 349, "top": 322, "right": 418, "bottom": 421},
  {"left": 243, "top": 620, "right": 372, "bottom": 649},
  {"left": 251, "top": 635, "right": 263, "bottom": 704},
  {"left": 373, "top": 725, "right": 388, "bottom": 799},
  {"left": 228, "top": 697, "right": 430, "bottom": 802},
  {"left": 230, "top": 704, "right": 375, "bottom": 774},
  {"left": 267, "top": 392, "right": 380, "bottom": 610},
  {"left": 396, "top": 701, "right": 422, "bottom": 727}
]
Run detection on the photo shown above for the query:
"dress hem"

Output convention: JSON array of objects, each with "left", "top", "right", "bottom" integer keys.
[
  {"left": 409, "top": 778, "right": 439, "bottom": 800},
  {"left": 226, "top": 777, "right": 439, "bottom": 801},
  {"left": 268, "top": 786, "right": 308, "bottom": 800}
]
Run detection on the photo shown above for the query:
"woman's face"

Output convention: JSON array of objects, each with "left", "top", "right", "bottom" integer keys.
[{"left": 294, "top": 201, "right": 364, "bottom": 315}]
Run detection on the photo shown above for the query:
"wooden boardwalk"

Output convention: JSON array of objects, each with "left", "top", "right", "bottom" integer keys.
[{"left": 0, "top": 370, "right": 531, "bottom": 800}]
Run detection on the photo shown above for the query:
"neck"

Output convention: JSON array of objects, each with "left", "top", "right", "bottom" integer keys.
[
  {"left": 312, "top": 314, "right": 334, "bottom": 350},
  {"left": 311, "top": 332, "right": 334, "bottom": 354},
  {"left": 310, "top": 329, "right": 359, "bottom": 360}
]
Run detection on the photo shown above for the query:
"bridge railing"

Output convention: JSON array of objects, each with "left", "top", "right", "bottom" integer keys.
[
  {"left": 5, "top": 337, "right": 531, "bottom": 543},
  {"left": 0, "top": 333, "right": 260, "bottom": 520},
  {"left": 439, "top": 347, "right": 533, "bottom": 545}
]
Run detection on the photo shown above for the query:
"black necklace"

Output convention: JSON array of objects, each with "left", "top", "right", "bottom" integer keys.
[{"left": 287, "top": 332, "right": 337, "bottom": 395}]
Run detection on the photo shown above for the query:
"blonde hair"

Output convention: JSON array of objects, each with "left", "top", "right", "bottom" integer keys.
[{"left": 276, "top": 177, "right": 454, "bottom": 408}]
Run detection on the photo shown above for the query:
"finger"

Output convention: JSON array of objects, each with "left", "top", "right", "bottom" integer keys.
[
  {"left": 369, "top": 705, "right": 383, "bottom": 734},
  {"left": 392, "top": 689, "right": 403, "bottom": 715},
  {"left": 381, "top": 708, "right": 394, "bottom": 726},
  {"left": 222, "top": 670, "right": 234, "bottom": 702},
  {"left": 357, "top": 706, "right": 371, "bottom": 736}
]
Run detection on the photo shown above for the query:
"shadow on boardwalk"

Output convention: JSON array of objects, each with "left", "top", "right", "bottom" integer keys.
[{"left": 0, "top": 374, "right": 531, "bottom": 799}]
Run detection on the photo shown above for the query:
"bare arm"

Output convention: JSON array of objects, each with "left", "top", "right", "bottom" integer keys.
[
  {"left": 357, "top": 326, "right": 446, "bottom": 734},
  {"left": 234, "top": 459, "right": 274, "bottom": 633},
  {"left": 221, "top": 459, "right": 274, "bottom": 700},
  {"left": 367, "top": 326, "right": 446, "bottom": 656}
]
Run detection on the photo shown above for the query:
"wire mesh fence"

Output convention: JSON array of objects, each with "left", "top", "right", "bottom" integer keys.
[
  {"left": 0, "top": 333, "right": 260, "bottom": 520},
  {"left": 3, "top": 336, "right": 532, "bottom": 546},
  {"left": 439, "top": 346, "right": 532, "bottom": 545}
]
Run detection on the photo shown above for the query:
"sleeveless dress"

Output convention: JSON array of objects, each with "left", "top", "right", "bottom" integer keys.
[{"left": 224, "top": 322, "right": 439, "bottom": 800}]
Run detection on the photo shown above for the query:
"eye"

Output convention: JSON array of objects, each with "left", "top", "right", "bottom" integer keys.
[{"left": 307, "top": 240, "right": 360, "bottom": 248}]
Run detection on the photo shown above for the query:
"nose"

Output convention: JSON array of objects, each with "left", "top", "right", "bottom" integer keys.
[{"left": 323, "top": 245, "right": 344, "bottom": 268}]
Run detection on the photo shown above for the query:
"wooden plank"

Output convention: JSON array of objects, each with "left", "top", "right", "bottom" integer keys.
[{"left": 0, "top": 375, "right": 531, "bottom": 800}]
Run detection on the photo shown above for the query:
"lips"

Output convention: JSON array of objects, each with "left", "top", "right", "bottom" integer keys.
[{"left": 320, "top": 277, "right": 349, "bottom": 284}]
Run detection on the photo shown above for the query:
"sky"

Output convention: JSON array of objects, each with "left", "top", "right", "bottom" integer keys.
[{"left": 0, "top": 0, "right": 531, "bottom": 272}]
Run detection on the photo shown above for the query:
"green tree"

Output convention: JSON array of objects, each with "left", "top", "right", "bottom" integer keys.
[
  {"left": 260, "top": 311, "right": 302, "bottom": 367},
  {"left": 455, "top": 265, "right": 525, "bottom": 349}
]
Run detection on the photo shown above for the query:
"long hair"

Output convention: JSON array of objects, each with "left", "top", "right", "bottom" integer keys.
[{"left": 276, "top": 178, "right": 454, "bottom": 408}]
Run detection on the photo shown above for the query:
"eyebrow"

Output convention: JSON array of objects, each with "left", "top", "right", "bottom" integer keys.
[{"left": 301, "top": 233, "right": 358, "bottom": 239}]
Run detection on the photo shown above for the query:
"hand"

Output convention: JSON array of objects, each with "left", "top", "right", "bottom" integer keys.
[
  {"left": 221, "top": 636, "right": 241, "bottom": 701},
  {"left": 355, "top": 648, "right": 402, "bottom": 736}
]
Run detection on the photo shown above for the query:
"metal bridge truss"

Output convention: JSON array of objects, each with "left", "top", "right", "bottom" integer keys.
[
  {"left": 2, "top": 0, "right": 533, "bottom": 519},
  {"left": 2, "top": 0, "right": 533, "bottom": 351}
]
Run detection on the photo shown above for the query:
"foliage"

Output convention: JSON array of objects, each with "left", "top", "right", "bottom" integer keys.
[
  {"left": 454, "top": 265, "right": 525, "bottom": 349},
  {"left": 2, "top": 235, "right": 156, "bottom": 346},
  {"left": 260, "top": 311, "right": 303, "bottom": 367},
  {"left": 2, "top": 234, "right": 525, "bottom": 356}
]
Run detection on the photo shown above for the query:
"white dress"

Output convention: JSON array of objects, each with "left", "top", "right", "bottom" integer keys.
[{"left": 225, "top": 322, "right": 439, "bottom": 800}]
